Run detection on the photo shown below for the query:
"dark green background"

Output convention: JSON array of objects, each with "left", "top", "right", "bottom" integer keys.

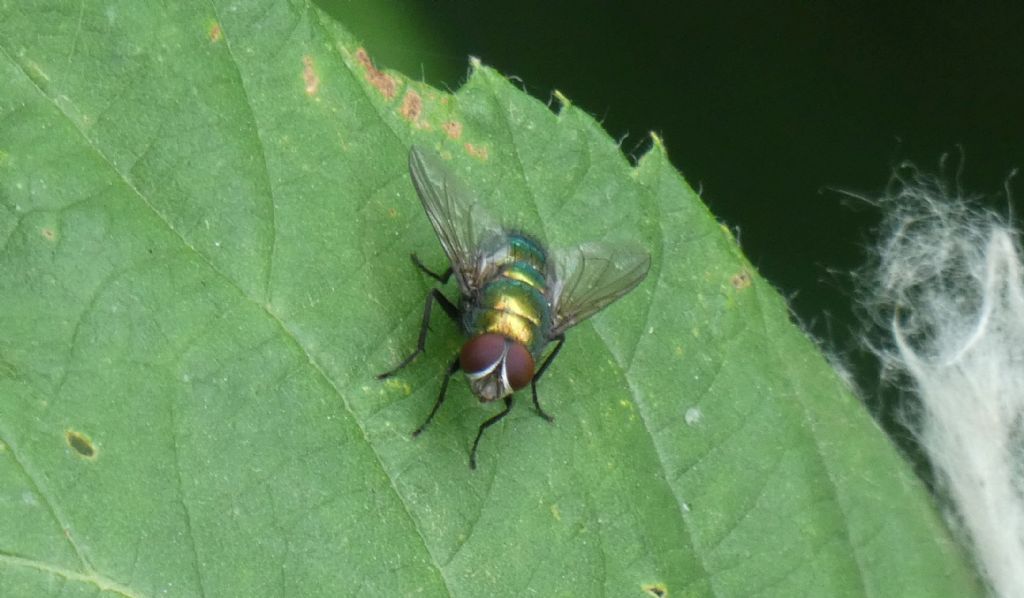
[{"left": 325, "top": 1, "right": 1023, "bottom": 436}]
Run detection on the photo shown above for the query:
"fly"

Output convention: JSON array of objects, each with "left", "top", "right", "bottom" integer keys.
[{"left": 379, "top": 145, "right": 651, "bottom": 468}]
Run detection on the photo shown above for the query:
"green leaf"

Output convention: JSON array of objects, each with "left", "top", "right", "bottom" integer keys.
[{"left": 0, "top": 2, "right": 980, "bottom": 596}]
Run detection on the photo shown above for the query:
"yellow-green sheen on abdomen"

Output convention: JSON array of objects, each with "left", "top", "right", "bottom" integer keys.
[{"left": 465, "top": 234, "right": 550, "bottom": 356}]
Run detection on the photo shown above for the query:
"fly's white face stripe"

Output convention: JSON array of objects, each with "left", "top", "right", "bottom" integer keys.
[
  {"left": 465, "top": 343, "right": 509, "bottom": 381},
  {"left": 499, "top": 359, "right": 511, "bottom": 394}
]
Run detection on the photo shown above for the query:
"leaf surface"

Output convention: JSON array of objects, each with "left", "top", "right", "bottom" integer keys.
[{"left": 0, "top": 2, "right": 980, "bottom": 596}]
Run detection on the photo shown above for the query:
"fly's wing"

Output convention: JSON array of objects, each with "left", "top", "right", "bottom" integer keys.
[
  {"left": 408, "top": 145, "right": 499, "bottom": 295},
  {"left": 548, "top": 242, "right": 651, "bottom": 337}
]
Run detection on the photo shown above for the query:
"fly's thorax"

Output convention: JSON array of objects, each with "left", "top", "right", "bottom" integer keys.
[
  {"left": 505, "top": 233, "right": 547, "bottom": 271},
  {"left": 476, "top": 233, "right": 546, "bottom": 278},
  {"left": 460, "top": 333, "right": 535, "bottom": 402}
]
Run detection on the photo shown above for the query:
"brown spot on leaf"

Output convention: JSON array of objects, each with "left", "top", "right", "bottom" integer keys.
[
  {"left": 66, "top": 430, "right": 96, "bottom": 459},
  {"left": 465, "top": 143, "right": 488, "bottom": 160},
  {"left": 302, "top": 55, "right": 319, "bottom": 95},
  {"left": 387, "top": 207, "right": 398, "bottom": 218},
  {"left": 400, "top": 90, "right": 422, "bottom": 124},
  {"left": 730, "top": 270, "right": 752, "bottom": 290},
  {"left": 355, "top": 47, "right": 396, "bottom": 100},
  {"left": 209, "top": 22, "right": 222, "bottom": 43},
  {"left": 443, "top": 120, "right": 462, "bottom": 140},
  {"left": 642, "top": 583, "right": 667, "bottom": 597},
  {"left": 41, "top": 227, "right": 56, "bottom": 241}
]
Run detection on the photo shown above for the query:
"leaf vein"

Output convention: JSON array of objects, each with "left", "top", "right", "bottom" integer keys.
[
  {"left": 0, "top": 551, "right": 141, "bottom": 598},
  {"left": 203, "top": 0, "right": 277, "bottom": 305}
]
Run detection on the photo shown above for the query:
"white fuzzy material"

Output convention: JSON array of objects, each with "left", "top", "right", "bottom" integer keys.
[{"left": 862, "top": 167, "right": 1024, "bottom": 597}]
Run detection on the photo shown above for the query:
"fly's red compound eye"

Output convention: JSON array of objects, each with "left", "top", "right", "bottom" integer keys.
[
  {"left": 460, "top": 334, "right": 506, "bottom": 374},
  {"left": 504, "top": 342, "right": 535, "bottom": 391}
]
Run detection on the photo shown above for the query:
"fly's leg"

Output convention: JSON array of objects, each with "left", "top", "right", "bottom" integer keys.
[
  {"left": 530, "top": 335, "right": 565, "bottom": 423},
  {"left": 377, "top": 288, "right": 460, "bottom": 379},
  {"left": 411, "top": 253, "right": 453, "bottom": 284},
  {"left": 412, "top": 356, "right": 461, "bottom": 437},
  {"left": 469, "top": 396, "right": 515, "bottom": 469}
]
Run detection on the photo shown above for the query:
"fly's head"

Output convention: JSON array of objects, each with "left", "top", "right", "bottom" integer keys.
[{"left": 460, "top": 333, "right": 534, "bottom": 402}]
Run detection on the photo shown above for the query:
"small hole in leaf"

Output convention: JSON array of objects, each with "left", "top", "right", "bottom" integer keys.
[
  {"left": 642, "top": 583, "right": 667, "bottom": 597},
  {"left": 66, "top": 431, "right": 96, "bottom": 459}
]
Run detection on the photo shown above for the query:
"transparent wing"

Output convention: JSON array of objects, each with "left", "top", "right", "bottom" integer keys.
[
  {"left": 548, "top": 242, "right": 651, "bottom": 337},
  {"left": 408, "top": 145, "right": 500, "bottom": 294}
]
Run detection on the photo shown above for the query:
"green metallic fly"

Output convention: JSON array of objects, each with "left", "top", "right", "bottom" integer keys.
[{"left": 379, "top": 145, "right": 651, "bottom": 468}]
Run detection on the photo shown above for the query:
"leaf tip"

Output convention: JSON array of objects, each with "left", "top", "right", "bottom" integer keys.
[
  {"left": 649, "top": 131, "right": 666, "bottom": 152},
  {"left": 553, "top": 89, "right": 572, "bottom": 113},
  {"left": 625, "top": 131, "right": 670, "bottom": 172}
]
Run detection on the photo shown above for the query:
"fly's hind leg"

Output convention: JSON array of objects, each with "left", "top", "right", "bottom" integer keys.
[
  {"left": 377, "top": 288, "right": 460, "bottom": 379},
  {"left": 411, "top": 253, "right": 453, "bottom": 284},
  {"left": 529, "top": 335, "right": 565, "bottom": 423}
]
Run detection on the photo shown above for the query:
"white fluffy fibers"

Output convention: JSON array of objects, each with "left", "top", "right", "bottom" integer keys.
[{"left": 863, "top": 167, "right": 1024, "bottom": 597}]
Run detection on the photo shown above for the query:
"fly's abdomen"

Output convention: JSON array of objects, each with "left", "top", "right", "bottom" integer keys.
[
  {"left": 472, "top": 278, "right": 548, "bottom": 353},
  {"left": 466, "top": 235, "right": 551, "bottom": 355}
]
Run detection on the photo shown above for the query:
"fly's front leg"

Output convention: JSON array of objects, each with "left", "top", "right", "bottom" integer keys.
[
  {"left": 530, "top": 335, "right": 565, "bottom": 423},
  {"left": 470, "top": 396, "right": 515, "bottom": 469},
  {"left": 412, "top": 356, "right": 461, "bottom": 437},
  {"left": 377, "top": 288, "right": 460, "bottom": 379}
]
